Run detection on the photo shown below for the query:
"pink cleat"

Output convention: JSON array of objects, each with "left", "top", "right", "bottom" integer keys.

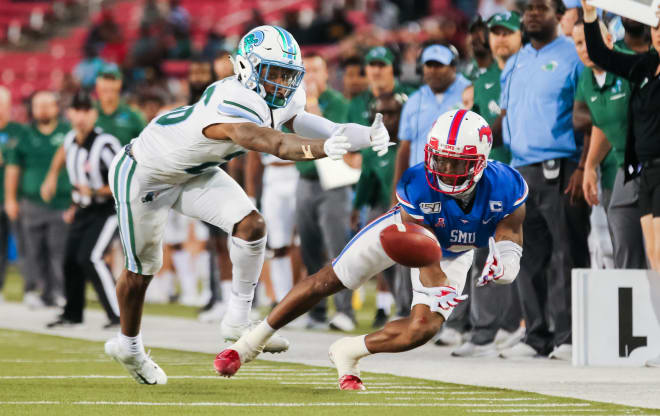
[
  {"left": 214, "top": 349, "right": 242, "bottom": 377},
  {"left": 338, "top": 374, "right": 366, "bottom": 391}
]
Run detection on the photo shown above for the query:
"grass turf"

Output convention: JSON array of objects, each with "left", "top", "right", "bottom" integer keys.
[{"left": 0, "top": 329, "right": 657, "bottom": 416}]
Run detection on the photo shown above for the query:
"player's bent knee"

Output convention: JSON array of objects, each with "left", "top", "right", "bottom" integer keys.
[{"left": 233, "top": 210, "right": 266, "bottom": 241}]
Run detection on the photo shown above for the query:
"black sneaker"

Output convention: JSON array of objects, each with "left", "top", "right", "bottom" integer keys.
[
  {"left": 372, "top": 308, "right": 388, "bottom": 328},
  {"left": 46, "top": 316, "right": 83, "bottom": 328}
]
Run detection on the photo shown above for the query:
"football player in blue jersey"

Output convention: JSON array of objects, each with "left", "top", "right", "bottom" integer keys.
[{"left": 215, "top": 109, "right": 528, "bottom": 390}]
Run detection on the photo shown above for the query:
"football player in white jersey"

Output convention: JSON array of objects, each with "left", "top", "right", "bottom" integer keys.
[{"left": 104, "top": 25, "right": 391, "bottom": 385}]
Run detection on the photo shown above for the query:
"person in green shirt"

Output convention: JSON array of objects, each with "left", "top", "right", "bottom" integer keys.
[
  {"left": 347, "top": 47, "right": 417, "bottom": 127},
  {"left": 351, "top": 92, "right": 407, "bottom": 327},
  {"left": 471, "top": 11, "right": 523, "bottom": 164},
  {"left": 293, "top": 53, "right": 356, "bottom": 331},
  {"left": 4, "top": 91, "right": 72, "bottom": 307},
  {"left": 348, "top": 46, "right": 417, "bottom": 326},
  {"left": 95, "top": 64, "right": 146, "bottom": 146},
  {"left": 614, "top": 17, "right": 652, "bottom": 54},
  {"left": 462, "top": 15, "right": 495, "bottom": 82},
  {"left": 0, "top": 86, "right": 26, "bottom": 300},
  {"left": 573, "top": 20, "right": 646, "bottom": 269}
]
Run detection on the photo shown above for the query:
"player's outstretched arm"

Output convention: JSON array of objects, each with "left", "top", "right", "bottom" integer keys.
[
  {"left": 477, "top": 204, "right": 525, "bottom": 286},
  {"left": 286, "top": 112, "right": 392, "bottom": 156},
  {"left": 203, "top": 122, "right": 349, "bottom": 161}
]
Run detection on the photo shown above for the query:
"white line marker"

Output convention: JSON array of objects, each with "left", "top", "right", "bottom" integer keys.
[
  {"left": 357, "top": 390, "right": 504, "bottom": 395},
  {"left": 0, "top": 401, "right": 595, "bottom": 408}
]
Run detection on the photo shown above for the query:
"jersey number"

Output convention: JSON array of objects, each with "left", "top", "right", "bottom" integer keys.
[
  {"left": 156, "top": 105, "right": 194, "bottom": 126},
  {"left": 155, "top": 85, "right": 216, "bottom": 126}
]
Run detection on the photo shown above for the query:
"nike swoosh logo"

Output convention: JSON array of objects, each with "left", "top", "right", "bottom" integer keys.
[
  {"left": 485, "top": 83, "right": 495, "bottom": 89},
  {"left": 482, "top": 217, "right": 495, "bottom": 224},
  {"left": 610, "top": 93, "right": 626, "bottom": 100},
  {"left": 590, "top": 96, "right": 598, "bottom": 102}
]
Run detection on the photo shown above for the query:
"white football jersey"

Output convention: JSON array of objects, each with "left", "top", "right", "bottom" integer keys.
[{"left": 131, "top": 76, "right": 305, "bottom": 184}]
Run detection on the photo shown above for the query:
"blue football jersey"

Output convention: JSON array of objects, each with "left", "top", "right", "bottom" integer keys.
[{"left": 395, "top": 160, "right": 528, "bottom": 258}]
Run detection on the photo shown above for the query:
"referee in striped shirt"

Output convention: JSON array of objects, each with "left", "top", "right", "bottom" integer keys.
[{"left": 43, "top": 91, "right": 122, "bottom": 329}]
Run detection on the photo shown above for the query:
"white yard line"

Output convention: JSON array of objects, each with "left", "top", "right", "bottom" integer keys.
[{"left": 0, "top": 401, "right": 594, "bottom": 408}]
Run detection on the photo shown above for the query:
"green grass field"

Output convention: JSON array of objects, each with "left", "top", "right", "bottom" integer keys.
[{"left": 0, "top": 330, "right": 657, "bottom": 416}]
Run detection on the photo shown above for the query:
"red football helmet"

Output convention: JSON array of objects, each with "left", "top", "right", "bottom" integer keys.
[{"left": 424, "top": 109, "right": 493, "bottom": 195}]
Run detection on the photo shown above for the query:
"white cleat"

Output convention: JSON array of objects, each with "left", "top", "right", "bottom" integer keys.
[
  {"left": 329, "top": 337, "right": 366, "bottom": 390},
  {"left": 220, "top": 319, "right": 289, "bottom": 353},
  {"left": 104, "top": 337, "right": 167, "bottom": 385}
]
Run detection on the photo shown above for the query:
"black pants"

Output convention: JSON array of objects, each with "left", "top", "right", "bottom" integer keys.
[
  {"left": 516, "top": 160, "right": 591, "bottom": 354},
  {"left": 469, "top": 246, "right": 522, "bottom": 345},
  {"left": 62, "top": 205, "right": 119, "bottom": 322}
]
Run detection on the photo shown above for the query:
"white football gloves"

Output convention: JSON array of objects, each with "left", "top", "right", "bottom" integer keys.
[
  {"left": 323, "top": 126, "right": 351, "bottom": 160},
  {"left": 426, "top": 285, "right": 468, "bottom": 313},
  {"left": 477, "top": 237, "right": 522, "bottom": 286},
  {"left": 370, "top": 113, "right": 394, "bottom": 157},
  {"left": 477, "top": 237, "right": 503, "bottom": 287}
]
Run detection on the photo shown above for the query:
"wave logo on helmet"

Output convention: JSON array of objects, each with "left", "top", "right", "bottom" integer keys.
[
  {"left": 478, "top": 125, "right": 492, "bottom": 146},
  {"left": 242, "top": 30, "right": 265, "bottom": 55}
]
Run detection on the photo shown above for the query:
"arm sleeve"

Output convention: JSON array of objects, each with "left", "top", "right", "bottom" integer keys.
[
  {"left": 584, "top": 20, "right": 649, "bottom": 83},
  {"left": 395, "top": 169, "right": 424, "bottom": 219}
]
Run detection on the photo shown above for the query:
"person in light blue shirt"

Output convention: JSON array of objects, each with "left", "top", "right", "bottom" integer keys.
[
  {"left": 393, "top": 43, "right": 472, "bottom": 188},
  {"left": 496, "top": 0, "right": 590, "bottom": 362},
  {"left": 500, "top": 32, "right": 583, "bottom": 167}
]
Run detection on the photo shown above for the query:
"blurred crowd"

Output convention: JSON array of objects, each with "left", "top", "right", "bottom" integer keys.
[{"left": 1, "top": 0, "right": 659, "bottom": 363}]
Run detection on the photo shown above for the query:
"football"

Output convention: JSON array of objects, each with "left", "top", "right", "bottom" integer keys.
[{"left": 379, "top": 222, "right": 442, "bottom": 267}]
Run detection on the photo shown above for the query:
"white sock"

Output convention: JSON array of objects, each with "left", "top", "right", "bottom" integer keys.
[
  {"left": 172, "top": 250, "right": 196, "bottom": 299},
  {"left": 220, "top": 280, "right": 232, "bottom": 304},
  {"left": 376, "top": 291, "right": 393, "bottom": 312},
  {"left": 244, "top": 320, "right": 276, "bottom": 350},
  {"left": 225, "top": 235, "right": 267, "bottom": 326},
  {"left": 118, "top": 332, "right": 145, "bottom": 358},
  {"left": 269, "top": 255, "right": 293, "bottom": 303},
  {"left": 333, "top": 335, "right": 371, "bottom": 377}
]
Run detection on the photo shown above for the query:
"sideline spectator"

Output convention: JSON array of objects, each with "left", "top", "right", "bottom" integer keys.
[
  {"left": 0, "top": 87, "right": 25, "bottom": 303},
  {"left": 295, "top": 53, "right": 354, "bottom": 331},
  {"left": 573, "top": 19, "right": 646, "bottom": 270},
  {"left": 498, "top": 0, "right": 589, "bottom": 361},
  {"left": 43, "top": 91, "right": 122, "bottom": 329},
  {"left": 94, "top": 65, "right": 146, "bottom": 146},
  {"left": 5, "top": 91, "right": 71, "bottom": 309}
]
